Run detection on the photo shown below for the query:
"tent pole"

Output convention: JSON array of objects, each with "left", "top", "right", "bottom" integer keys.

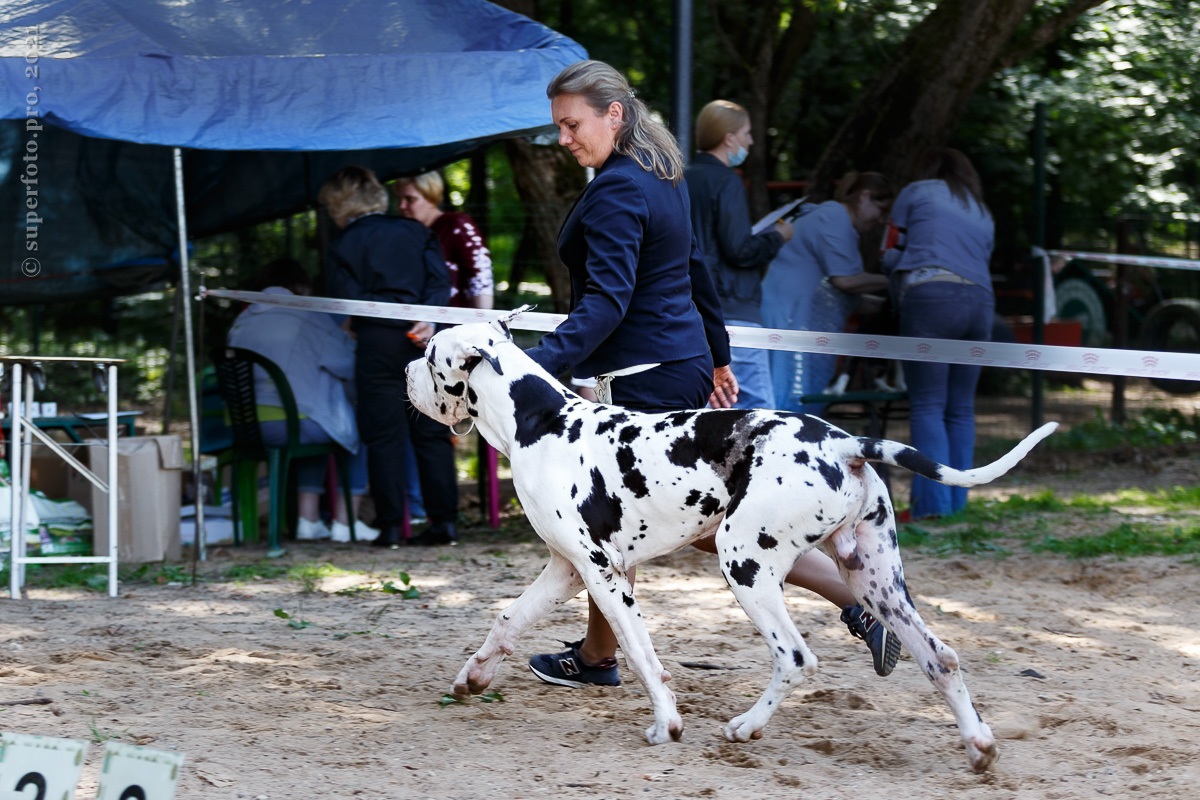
[{"left": 173, "top": 147, "right": 206, "bottom": 567}]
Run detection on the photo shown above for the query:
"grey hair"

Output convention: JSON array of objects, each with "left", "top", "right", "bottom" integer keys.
[{"left": 547, "top": 60, "right": 684, "bottom": 185}]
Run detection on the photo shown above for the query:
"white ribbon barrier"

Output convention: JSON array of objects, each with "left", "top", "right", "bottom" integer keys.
[
  {"left": 202, "top": 288, "right": 1200, "bottom": 384},
  {"left": 1048, "top": 249, "right": 1200, "bottom": 272}
]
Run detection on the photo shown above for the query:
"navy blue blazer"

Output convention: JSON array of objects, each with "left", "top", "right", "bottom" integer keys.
[
  {"left": 527, "top": 152, "right": 730, "bottom": 379},
  {"left": 325, "top": 214, "right": 450, "bottom": 331}
]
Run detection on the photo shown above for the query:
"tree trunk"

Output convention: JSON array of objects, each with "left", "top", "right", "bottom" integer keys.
[
  {"left": 504, "top": 137, "right": 584, "bottom": 312},
  {"left": 706, "top": 0, "right": 815, "bottom": 219},
  {"left": 809, "top": 0, "right": 1105, "bottom": 195}
]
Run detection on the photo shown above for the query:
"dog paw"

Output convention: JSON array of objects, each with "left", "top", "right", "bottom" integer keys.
[
  {"left": 722, "top": 715, "right": 765, "bottom": 743},
  {"left": 966, "top": 734, "right": 999, "bottom": 773},
  {"left": 644, "top": 715, "right": 684, "bottom": 745}
]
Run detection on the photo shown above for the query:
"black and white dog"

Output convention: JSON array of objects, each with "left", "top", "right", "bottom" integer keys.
[{"left": 406, "top": 317, "right": 1055, "bottom": 772}]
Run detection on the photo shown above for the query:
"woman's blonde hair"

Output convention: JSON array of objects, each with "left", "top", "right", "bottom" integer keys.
[
  {"left": 317, "top": 166, "right": 388, "bottom": 228},
  {"left": 695, "top": 100, "right": 749, "bottom": 153},
  {"left": 393, "top": 170, "right": 445, "bottom": 206},
  {"left": 547, "top": 60, "right": 684, "bottom": 185}
]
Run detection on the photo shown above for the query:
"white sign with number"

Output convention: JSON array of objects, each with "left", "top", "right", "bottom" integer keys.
[
  {"left": 0, "top": 732, "right": 88, "bottom": 800},
  {"left": 94, "top": 743, "right": 184, "bottom": 800}
]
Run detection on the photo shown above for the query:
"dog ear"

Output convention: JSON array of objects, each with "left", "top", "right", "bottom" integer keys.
[
  {"left": 491, "top": 304, "right": 536, "bottom": 341},
  {"left": 463, "top": 344, "right": 503, "bottom": 376}
]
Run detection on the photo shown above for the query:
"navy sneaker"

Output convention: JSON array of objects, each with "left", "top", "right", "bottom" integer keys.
[
  {"left": 841, "top": 604, "right": 901, "bottom": 677},
  {"left": 528, "top": 640, "right": 621, "bottom": 688}
]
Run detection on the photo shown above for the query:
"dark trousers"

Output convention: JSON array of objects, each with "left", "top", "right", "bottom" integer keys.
[{"left": 355, "top": 325, "right": 458, "bottom": 527}]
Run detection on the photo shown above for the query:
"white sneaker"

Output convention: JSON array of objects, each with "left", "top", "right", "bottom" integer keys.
[
  {"left": 296, "top": 518, "right": 331, "bottom": 540},
  {"left": 330, "top": 520, "right": 379, "bottom": 543}
]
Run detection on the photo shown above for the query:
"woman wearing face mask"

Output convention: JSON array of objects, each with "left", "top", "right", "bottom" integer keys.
[
  {"left": 761, "top": 171, "right": 893, "bottom": 415},
  {"left": 684, "top": 100, "right": 793, "bottom": 410}
]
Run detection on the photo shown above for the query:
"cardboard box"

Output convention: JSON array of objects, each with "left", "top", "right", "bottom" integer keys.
[
  {"left": 29, "top": 443, "right": 88, "bottom": 502},
  {"left": 81, "top": 436, "right": 184, "bottom": 563}
]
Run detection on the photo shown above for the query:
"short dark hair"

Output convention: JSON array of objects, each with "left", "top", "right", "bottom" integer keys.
[{"left": 257, "top": 258, "right": 312, "bottom": 295}]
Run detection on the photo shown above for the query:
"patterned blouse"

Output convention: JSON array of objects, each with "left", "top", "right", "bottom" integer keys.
[{"left": 430, "top": 212, "right": 494, "bottom": 308}]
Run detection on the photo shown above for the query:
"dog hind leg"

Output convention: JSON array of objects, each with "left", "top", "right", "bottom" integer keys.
[
  {"left": 831, "top": 469, "right": 998, "bottom": 772},
  {"left": 452, "top": 551, "right": 583, "bottom": 699}
]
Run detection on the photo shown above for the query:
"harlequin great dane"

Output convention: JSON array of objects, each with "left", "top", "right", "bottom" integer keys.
[{"left": 405, "top": 316, "right": 1056, "bottom": 772}]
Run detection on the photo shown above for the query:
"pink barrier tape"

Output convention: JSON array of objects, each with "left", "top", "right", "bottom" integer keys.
[{"left": 203, "top": 288, "right": 1200, "bottom": 384}]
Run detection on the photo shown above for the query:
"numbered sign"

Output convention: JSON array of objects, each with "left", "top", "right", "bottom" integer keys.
[
  {"left": 0, "top": 732, "right": 88, "bottom": 800},
  {"left": 94, "top": 743, "right": 183, "bottom": 800}
]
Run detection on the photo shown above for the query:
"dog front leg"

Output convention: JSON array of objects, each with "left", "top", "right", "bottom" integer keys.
[
  {"left": 452, "top": 552, "right": 583, "bottom": 699},
  {"left": 584, "top": 571, "right": 683, "bottom": 745}
]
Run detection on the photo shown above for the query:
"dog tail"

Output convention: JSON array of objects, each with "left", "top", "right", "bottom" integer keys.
[{"left": 848, "top": 422, "right": 1058, "bottom": 487}]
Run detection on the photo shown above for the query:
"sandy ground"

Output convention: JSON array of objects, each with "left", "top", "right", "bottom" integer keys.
[{"left": 4, "top": 453, "right": 1200, "bottom": 800}]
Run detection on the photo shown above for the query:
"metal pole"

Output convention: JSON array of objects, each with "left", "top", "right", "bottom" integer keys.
[
  {"left": 671, "top": 0, "right": 693, "bottom": 162},
  {"left": 107, "top": 364, "right": 119, "bottom": 597},
  {"left": 1030, "top": 102, "right": 1046, "bottom": 431},
  {"left": 8, "top": 363, "right": 23, "bottom": 599},
  {"left": 173, "top": 147, "right": 206, "bottom": 563}
]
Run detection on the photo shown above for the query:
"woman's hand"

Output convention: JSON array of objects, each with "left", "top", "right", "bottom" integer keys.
[
  {"left": 709, "top": 364, "right": 739, "bottom": 409},
  {"left": 408, "top": 320, "right": 435, "bottom": 349}
]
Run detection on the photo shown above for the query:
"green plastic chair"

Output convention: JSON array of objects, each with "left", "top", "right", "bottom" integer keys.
[{"left": 213, "top": 347, "right": 356, "bottom": 557}]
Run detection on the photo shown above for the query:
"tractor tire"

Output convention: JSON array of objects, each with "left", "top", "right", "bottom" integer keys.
[
  {"left": 1055, "top": 277, "right": 1108, "bottom": 348},
  {"left": 1141, "top": 298, "right": 1200, "bottom": 395}
]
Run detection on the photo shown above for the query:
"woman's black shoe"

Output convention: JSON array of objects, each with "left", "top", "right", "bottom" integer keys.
[
  {"left": 371, "top": 525, "right": 405, "bottom": 548},
  {"left": 405, "top": 522, "right": 457, "bottom": 546}
]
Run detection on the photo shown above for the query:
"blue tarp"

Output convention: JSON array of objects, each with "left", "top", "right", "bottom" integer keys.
[{"left": 0, "top": 0, "right": 586, "bottom": 304}]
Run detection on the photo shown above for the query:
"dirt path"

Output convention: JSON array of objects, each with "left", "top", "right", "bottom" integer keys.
[{"left": 3, "top": 457, "right": 1199, "bottom": 800}]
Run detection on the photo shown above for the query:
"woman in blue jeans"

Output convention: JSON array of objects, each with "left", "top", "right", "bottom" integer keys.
[{"left": 883, "top": 148, "right": 995, "bottom": 518}]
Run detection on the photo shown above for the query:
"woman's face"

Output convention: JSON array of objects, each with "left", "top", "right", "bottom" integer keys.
[
  {"left": 851, "top": 190, "right": 889, "bottom": 232},
  {"left": 552, "top": 93, "right": 621, "bottom": 169},
  {"left": 395, "top": 184, "right": 440, "bottom": 227},
  {"left": 728, "top": 119, "right": 753, "bottom": 154}
]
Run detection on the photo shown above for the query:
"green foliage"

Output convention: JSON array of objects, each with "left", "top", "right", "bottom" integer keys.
[
  {"left": 273, "top": 607, "right": 313, "bottom": 629},
  {"left": 897, "top": 523, "right": 1011, "bottom": 557},
  {"left": 287, "top": 561, "right": 352, "bottom": 593},
  {"left": 335, "top": 570, "right": 420, "bottom": 599},
  {"left": 440, "top": 690, "right": 504, "bottom": 707},
  {"left": 1032, "top": 522, "right": 1200, "bottom": 558},
  {"left": 222, "top": 562, "right": 291, "bottom": 581},
  {"left": 1050, "top": 407, "right": 1200, "bottom": 450}
]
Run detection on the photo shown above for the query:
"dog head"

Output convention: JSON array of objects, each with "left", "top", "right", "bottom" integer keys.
[{"left": 405, "top": 316, "right": 517, "bottom": 426}]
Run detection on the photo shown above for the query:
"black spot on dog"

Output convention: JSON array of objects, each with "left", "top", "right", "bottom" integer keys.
[
  {"left": 699, "top": 494, "right": 723, "bottom": 517},
  {"left": 653, "top": 419, "right": 671, "bottom": 432},
  {"left": 444, "top": 381, "right": 466, "bottom": 397},
  {"left": 668, "top": 410, "right": 693, "bottom": 426},
  {"left": 684, "top": 489, "right": 702, "bottom": 507},
  {"left": 723, "top": 444, "right": 755, "bottom": 516},
  {"left": 792, "top": 649, "right": 805, "bottom": 667},
  {"left": 510, "top": 375, "right": 567, "bottom": 447},
  {"left": 570, "top": 485, "right": 577, "bottom": 499},
  {"left": 618, "top": 425, "right": 641, "bottom": 444},
  {"left": 794, "top": 416, "right": 831, "bottom": 444},
  {"left": 439, "top": 402, "right": 447, "bottom": 415},
  {"left": 595, "top": 412, "right": 630, "bottom": 435},
  {"left": 804, "top": 533, "right": 823, "bottom": 543},
  {"left": 567, "top": 418, "right": 583, "bottom": 443},
  {"left": 467, "top": 386, "right": 478, "bottom": 405},
  {"left": 444, "top": 356, "right": 452, "bottom": 368},
  {"left": 794, "top": 451, "right": 810, "bottom": 465},
  {"left": 728, "top": 559, "right": 760, "bottom": 587},
  {"left": 667, "top": 434, "right": 702, "bottom": 469},
  {"left": 757, "top": 533, "right": 778, "bottom": 550},
  {"left": 589, "top": 549, "right": 609, "bottom": 568},
  {"left": 894, "top": 447, "right": 945, "bottom": 480},
  {"left": 816, "top": 458, "right": 843, "bottom": 491},
  {"left": 578, "top": 468, "right": 623, "bottom": 546},
  {"left": 861, "top": 438, "right": 884, "bottom": 460},
  {"left": 616, "top": 446, "right": 649, "bottom": 498},
  {"left": 621, "top": 593, "right": 635, "bottom": 607}
]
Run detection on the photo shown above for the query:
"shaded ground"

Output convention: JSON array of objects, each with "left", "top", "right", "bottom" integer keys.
[{"left": 3, "top": 448, "right": 1199, "bottom": 800}]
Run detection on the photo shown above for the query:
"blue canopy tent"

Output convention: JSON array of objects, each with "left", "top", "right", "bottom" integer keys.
[
  {"left": 0, "top": 0, "right": 585, "bottom": 557},
  {"left": 0, "top": 0, "right": 586, "bottom": 304}
]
